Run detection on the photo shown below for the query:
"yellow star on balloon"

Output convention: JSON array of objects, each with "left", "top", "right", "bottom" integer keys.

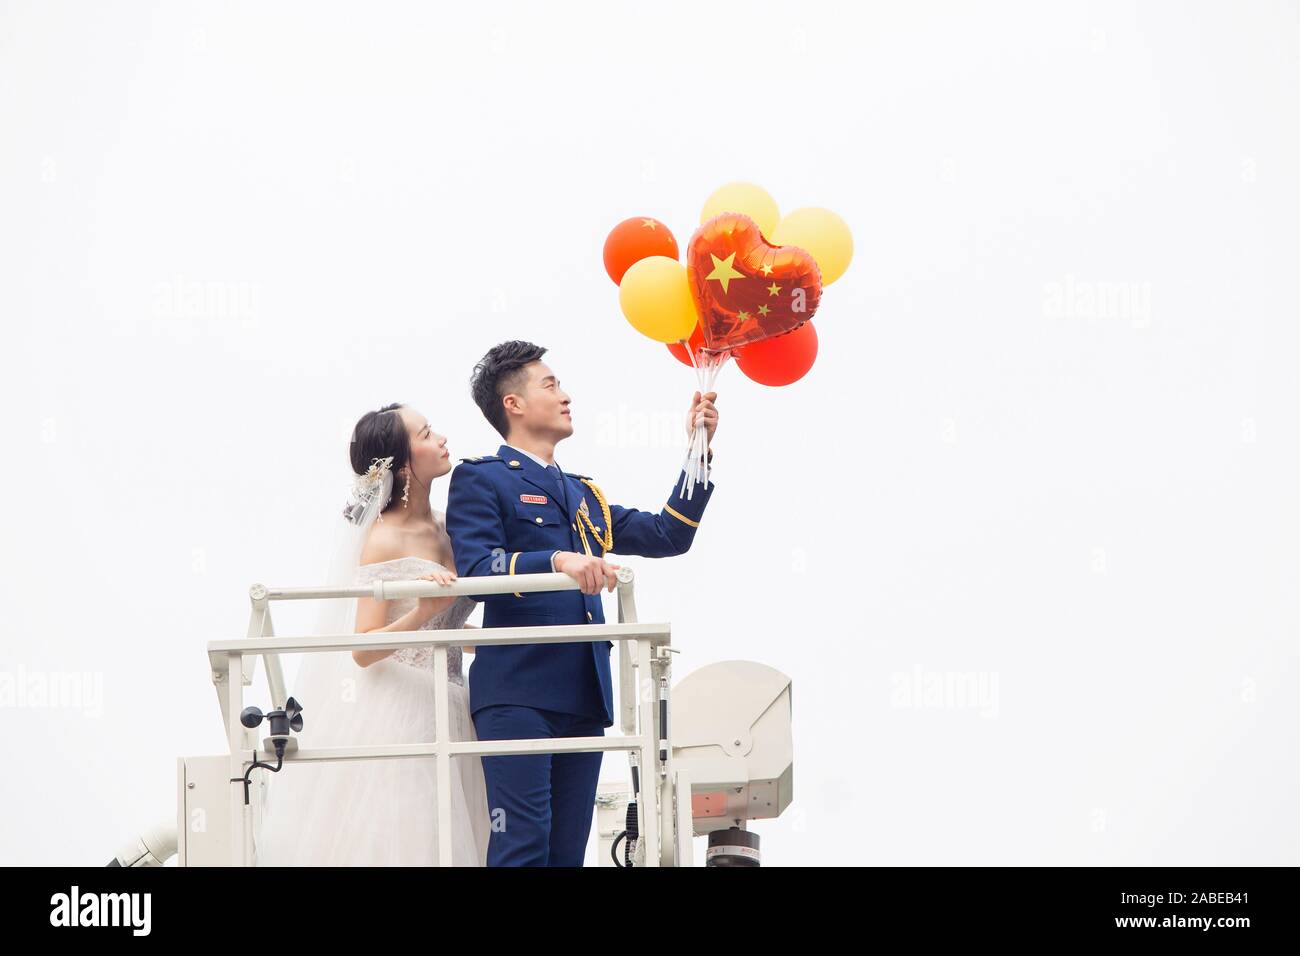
[
  {"left": 766, "top": 282, "right": 781, "bottom": 296},
  {"left": 705, "top": 252, "right": 744, "bottom": 294},
  {"left": 641, "top": 219, "right": 658, "bottom": 229},
  {"left": 759, "top": 262, "right": 774, "bottom": 276},
  {"left": 737, "top": 310, "right": 751, "bottom": 321},
  {"left": 757, "top": 304, "right": 770, "bottom": 316}
]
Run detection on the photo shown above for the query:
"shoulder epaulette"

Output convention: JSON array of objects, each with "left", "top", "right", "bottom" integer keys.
[
  {"left": 459, "top": 455, "right": 502, "bottom": 464},
  {"left": 565, "top": 470, "right": 593, "bottom": 481}
]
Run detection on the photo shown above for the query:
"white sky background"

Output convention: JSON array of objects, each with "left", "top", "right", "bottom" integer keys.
[{"left": 2, "top": 0, "right": 1298, "bottom": 866}]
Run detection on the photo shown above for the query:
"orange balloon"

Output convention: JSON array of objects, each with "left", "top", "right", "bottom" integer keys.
[
  {"left": 735, "top": 321, "right": 818, "bottom": 386},
  {"left": 666, "top": 322, "right": 706, "bottom": 367},
  {"left": 603, "top": 217, "right": 679, "bottom": 284}
]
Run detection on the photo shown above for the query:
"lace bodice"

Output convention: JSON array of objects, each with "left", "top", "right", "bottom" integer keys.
[{"left": 355, "top": 556, "right": 476, "bottom": 683}]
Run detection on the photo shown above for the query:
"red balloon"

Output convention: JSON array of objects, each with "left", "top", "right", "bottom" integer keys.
[
  {"left": 686, "top": 213, "right": 821, "bottom": 352},
  {"left": 603, "top": 217, "right": 679, "bottom": 285},
  {"left": 666, "top": 322, "right": 706, "bottom": 367},
  {"left": 735, "top": 321, "right": 818, "bottom": 386}
]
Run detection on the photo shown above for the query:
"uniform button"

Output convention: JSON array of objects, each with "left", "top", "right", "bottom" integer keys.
[
  {"left": 571, "top": 523, "right": 577, "bottom": 532},
  {"left": 535, "top": 516, "right": 544, "bottom": 524},
  {"left": 508, "top": 459, "right": 521, "bottom": 467},
  {"left": 587, "top": 611, "right": 593, "bottom": 621}
]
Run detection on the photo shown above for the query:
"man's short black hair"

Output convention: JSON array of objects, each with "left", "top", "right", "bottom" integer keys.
[{"left": 470, "top": 340, "right": 548, "bottom": 439}]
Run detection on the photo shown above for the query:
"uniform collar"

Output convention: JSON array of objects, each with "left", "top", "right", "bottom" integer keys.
[
  {"left": 498, "top": 443, "right": 570, "bottom": 506},
  {"left": 502, "top": 443, "right": 559, "bottom": 472}
]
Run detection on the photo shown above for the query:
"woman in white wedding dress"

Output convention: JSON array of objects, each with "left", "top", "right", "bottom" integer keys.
[{"left": 255, "top": 403, "right": 491, "bottom": 866}]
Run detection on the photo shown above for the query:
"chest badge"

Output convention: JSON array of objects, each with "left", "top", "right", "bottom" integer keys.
[{"left": 520, "top": 494, "right": 548, "bottom": 505}]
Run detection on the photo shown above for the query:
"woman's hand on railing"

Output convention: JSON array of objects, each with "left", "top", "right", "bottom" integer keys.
[
  {"left": 415, "top": 569, "right": 458, "bottom": 623},
  {"left": 351, "top": 569, "right": 459, "bottom": 667}
]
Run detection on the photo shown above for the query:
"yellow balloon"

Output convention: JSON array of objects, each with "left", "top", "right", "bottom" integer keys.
[
  {"left": 618, "top": 256, "right": 698, "bottom": 343},
  {"left": 770, "top": 207, "right": 853, "bottom": 285},
  {"left": 700, "top": 182, "right": 780, "bottom": 238}
]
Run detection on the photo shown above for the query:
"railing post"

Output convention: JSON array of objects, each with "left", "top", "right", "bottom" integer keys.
[
  {"left": 655, "top": 648, "right": 676, "bottom": 866},
  {"left": 635, "top": 637, "right": 660, "bottom": 867},
  {"left": 249, "top": 584, "right": 287, "bottom": 710},
  {"left": 223, "top": 650, "right": 248, "bottom": 867},
  {"left": 433, "top": 644, "right": 453, "bottom": 868},
  {"left": 616, "top": 567, "right": 639, "bottom": 736}
]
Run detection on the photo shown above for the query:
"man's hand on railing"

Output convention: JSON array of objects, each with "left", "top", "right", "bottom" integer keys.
[{"left": 554, "top": 552, "right": 621, "bottom": 595}]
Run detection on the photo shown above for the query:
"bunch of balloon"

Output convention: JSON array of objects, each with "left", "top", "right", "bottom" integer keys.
[{"left": 605, "top": 183, "right": 853, "bottom": 498}]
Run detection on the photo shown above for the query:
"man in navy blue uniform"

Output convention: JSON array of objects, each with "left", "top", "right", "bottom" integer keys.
[{"left": 446, "top": 340, "right": 719, "bottom": 866}]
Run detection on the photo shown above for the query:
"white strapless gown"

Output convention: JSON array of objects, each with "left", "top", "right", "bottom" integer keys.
[{"left": 254, "top": 557, "right": 490, "bottom": 866}]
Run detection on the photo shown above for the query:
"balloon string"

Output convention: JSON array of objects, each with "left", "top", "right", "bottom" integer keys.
[
  {"left": 704, "top": 352, "right": 729, "bottom": 491},
  {"left": 698, "top": 351, "right": 725, "bottom": 493},
  {"left": 695, "top": 351, "right": 712, "bottom": 497},
  {"left": 683, "top": 338, "right": 701, "bottom": 373},
  {"left": 681, "top": 346, "right": 697, "bottom": 499},
  {"left": 680, "top": 347, "right": 727, "bottom": 500},
  {"left": 679, "top": 339, "right": 703, "bottom": 498}
]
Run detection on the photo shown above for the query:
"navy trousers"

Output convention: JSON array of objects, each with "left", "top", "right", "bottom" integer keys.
[{"left": 471, "top": 704, "right": 605, "bottom": 866}]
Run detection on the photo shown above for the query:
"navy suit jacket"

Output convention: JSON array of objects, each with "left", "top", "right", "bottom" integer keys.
[{"left": 445, "top": 443, "right": 715, "bottom": 725}]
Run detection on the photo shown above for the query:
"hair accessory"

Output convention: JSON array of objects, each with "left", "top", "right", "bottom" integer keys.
[{"left": 342, "top": 456, "right": 394, "bottom": 523}]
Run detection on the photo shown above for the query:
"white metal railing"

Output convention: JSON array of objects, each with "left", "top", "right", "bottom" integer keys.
[{"left": 207, "top": 565, "right": 680, "bottom": 866}]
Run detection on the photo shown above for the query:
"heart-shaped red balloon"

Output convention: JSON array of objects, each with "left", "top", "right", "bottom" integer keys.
[{"left": 686, "top": 213, "right": 822, "bottom": 353}]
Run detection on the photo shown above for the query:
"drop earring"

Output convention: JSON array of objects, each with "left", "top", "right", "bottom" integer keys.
[{"left": 402, "top": 469, "right": 411, "bottom": 507}]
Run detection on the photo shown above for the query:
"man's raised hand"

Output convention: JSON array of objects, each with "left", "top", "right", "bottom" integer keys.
[{"left": 686, "top": 390, "right": 719, "bottom": 444}]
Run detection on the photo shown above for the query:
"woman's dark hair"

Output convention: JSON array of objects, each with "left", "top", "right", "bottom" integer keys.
[
  {"left": 470, "top": 340, "right": 548, "bottom": 438},
  {"left": 344, "top": 402, "right": 411, "bottom": 520}
]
